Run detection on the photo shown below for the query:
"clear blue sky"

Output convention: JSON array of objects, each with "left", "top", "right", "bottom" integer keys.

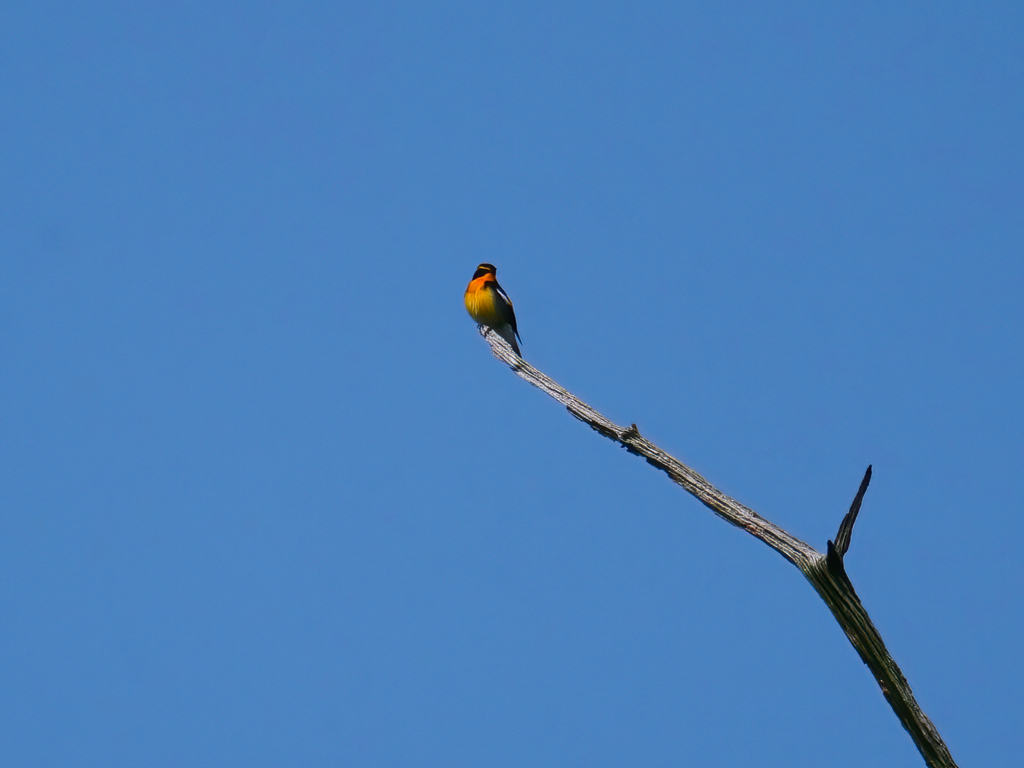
[{"left": 2, "top": 2, "right": 1021, "bottom": 766}]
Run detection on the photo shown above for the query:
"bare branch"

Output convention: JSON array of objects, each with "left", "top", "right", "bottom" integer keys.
[{"left": 478, "top": 327, "right": 957, "bottom": 768}]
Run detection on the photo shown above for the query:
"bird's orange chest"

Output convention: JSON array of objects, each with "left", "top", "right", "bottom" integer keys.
[{"left": 464, "top": 279, "right": 502, "bottom": 325}]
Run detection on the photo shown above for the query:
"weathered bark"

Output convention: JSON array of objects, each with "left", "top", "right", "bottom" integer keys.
[{"left": 478, "top": 327, "right": 957, "bottom": 768}]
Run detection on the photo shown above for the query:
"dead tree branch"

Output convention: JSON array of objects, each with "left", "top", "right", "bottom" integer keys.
[{"left": 478, "top": 327, "right": 957, "bottom": 768}]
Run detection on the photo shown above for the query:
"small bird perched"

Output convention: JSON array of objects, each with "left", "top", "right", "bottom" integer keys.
[{"left": 464, "top": 262, "right": 522, "bottom": 357}]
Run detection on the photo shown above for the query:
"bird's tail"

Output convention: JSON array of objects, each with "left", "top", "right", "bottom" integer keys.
[{"left": 495, "top": 324, "right": 522, "bottom": 357}]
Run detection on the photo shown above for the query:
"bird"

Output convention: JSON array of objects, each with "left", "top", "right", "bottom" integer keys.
[{"left": 464, "top": 263, "right": 522, "bottom": 356}]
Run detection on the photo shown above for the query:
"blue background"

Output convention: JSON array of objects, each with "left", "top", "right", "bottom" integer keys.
[{"left": 2, "top": 2, "right": 1021, "bottom": 765}]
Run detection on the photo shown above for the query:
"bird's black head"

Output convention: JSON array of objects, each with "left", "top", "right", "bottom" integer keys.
[{"left": 473, "top": 263, "right": 497, "bottom": 278}]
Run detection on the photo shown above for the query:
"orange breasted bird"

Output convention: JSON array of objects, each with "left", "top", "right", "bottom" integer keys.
[{"left": 464, "top": 263, "right": 522, "bottom": 357}]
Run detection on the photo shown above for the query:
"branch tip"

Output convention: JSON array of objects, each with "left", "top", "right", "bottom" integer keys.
[{"left": 833, "top": 465, "right": 872, "bottom": 558}]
